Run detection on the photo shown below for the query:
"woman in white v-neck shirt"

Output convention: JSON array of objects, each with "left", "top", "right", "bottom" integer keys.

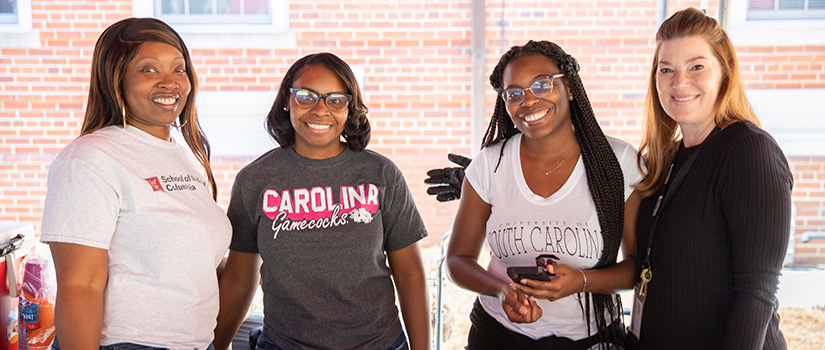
[{"left": 446, "top": 40, "right": 642, "bottom": 350}]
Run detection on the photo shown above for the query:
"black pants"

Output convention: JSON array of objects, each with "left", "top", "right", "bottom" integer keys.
[{"left": 466, "top": 298, "right": 625, "bottom": 350}]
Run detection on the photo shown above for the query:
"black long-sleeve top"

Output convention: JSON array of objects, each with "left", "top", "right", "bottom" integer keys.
[{"left": 635, "top": 121, "right": 792, "bottom": 350}]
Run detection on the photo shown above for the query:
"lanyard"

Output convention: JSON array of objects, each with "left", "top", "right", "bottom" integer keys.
[{"left": 641, "top": 127, "right": 720, "bottom": 269}]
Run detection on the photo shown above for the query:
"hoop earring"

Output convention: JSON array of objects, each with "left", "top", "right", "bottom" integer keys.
[{"left": 171, "top": 117, "right": 189, "bottom": 130}]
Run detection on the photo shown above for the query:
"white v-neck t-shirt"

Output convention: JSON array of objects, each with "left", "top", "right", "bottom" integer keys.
[{"left": 466, "top": 133, "right": 641, "bottom": 341}]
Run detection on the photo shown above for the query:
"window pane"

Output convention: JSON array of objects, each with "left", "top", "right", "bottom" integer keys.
[
  {"left": 0, "top": 0, "right": 17, "bottom": 14},
  {"left": 217, "top": 0, "right": 239, "bottom": 15},
  {"left": 0, "top": 0, "right": 17, "bottom": 24},
  {"left": 749, "top": 0, "right": 776, "bottom": 10},
  {"left": 245, "top": 0, "right": 268, "bottom": 14},
  {"left": 778, "top": 0, "right": 804, "bottom": 9},
  {"left": 157, "top": 0, "right": 273, "bottom": 24},
  {"left": 811, "top": 0, "right": 825, "bottom": 9},
  {"left": 162, "top": 0, "right": 185, "bottom": 14},
  {"left": 190, "top": 0, "right": 211, "bottom": 14}
]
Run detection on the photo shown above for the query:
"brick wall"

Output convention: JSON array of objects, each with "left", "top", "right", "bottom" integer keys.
[
  {"left": 2, "top": 0, "right": 823, "bottom": 264},
  {"left": 791, "top": 158, "right": 825, "bottom": 265}
]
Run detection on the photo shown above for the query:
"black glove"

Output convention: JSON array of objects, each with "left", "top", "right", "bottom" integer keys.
[{"left": 424, "top": 153, "right": 472, "bottom": 202}]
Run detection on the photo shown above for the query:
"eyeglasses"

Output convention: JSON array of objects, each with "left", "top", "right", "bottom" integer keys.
[
  {"left": 289, "top": 88, "right": 352, "bottom": 112},
  {"left": 499, "top": 74, "right": 565, "bottom": 105}
]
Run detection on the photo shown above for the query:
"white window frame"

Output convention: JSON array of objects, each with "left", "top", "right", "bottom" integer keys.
[
  {"left": 180, "top": 90, "right": 279, "bottom": 157},
  {"left": 134, "top": 0, "right": 298, "bottom": 155},
  {"left": 0, "top": 0, "right": 27, "bottom": 27},
  {"left": 746, "top": 0, "right": 825, "bottom": 20},
  {"left": 0, "top": 0, "right": 38, "bottom": 48},
  {"left": 132, "top": 0, "right": 294, "bottom": 49},
  {"left": 154, "top": 0, "right": 272, "bottom": 25},
  {"left": 182, "top": 66, "right": 365, "bottom": 157},
  {"left": 0, "top": 3, "right": 16, "bottom": 25},
  {"left": 750, "top": 89, "right": 825, "bottom": 156},
  {"left": 727, "top": 0, "right": 825, "bottom": 46},
  {"left": 727, "top": 1, "right": 825, "bottom": 156}
]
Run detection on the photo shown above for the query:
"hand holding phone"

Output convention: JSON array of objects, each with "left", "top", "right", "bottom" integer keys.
[
  {"left": 506, "top": 266, "right": 558, "bottom": 283},
  {"left": 507, "top": 254, "right": 560, "bottom": 283}
]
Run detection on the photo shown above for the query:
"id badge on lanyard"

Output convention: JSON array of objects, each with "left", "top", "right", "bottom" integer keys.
[
  {"left": 629, "top": 267, "right": 652, "bottom": 337},
  {"left": 630, "top": 171, "right": 670, "bottom": 338},
  {"left": 629, "top": 128, "right": 716, "bottom": 340}
]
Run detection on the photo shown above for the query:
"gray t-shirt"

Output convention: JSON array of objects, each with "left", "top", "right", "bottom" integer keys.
[{"left": 227, "top": 146, "right": 427, "bottom": 350}]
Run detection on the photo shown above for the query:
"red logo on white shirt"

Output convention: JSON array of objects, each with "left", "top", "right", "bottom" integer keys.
[{"left": 145, "top": 177, "right": 164, "bottom": 192}]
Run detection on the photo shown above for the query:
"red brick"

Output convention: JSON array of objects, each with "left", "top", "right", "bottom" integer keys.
[{"left": 2, "top": 0, "right": 824, "bottom": 262}]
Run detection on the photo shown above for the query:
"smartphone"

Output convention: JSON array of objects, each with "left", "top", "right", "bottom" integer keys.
[
  {"left": 535, "top": 254, "right": 559, "bottom": 268},
  {"left": 506, "top": 266, "right": 558, "bottom": 283}
]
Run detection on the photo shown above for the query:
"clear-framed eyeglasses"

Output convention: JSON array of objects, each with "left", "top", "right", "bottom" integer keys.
[
  {"left": 499, "top": 73, "right": 566, "bottom": 106},
  {"left": 289, "top": 88, "right": 352, "bottom": 112}
]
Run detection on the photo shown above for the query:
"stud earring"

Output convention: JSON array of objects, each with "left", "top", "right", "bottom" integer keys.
[
  {"left": 283, "top": 106, "right": 288, "bottom": 111},
  {"left": 569, "top": 95, "right": 574, "bottom": 101}
]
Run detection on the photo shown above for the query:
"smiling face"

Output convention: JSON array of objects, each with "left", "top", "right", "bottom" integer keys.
[
  {"left": 288, "top": 65, "right": 349, "bottom": 159},
  {"left": 656, "top": 36, "right": 723, "bottom": 136},
  {"left": 121, "top": 41, "right": 190, "bottom": 140},
  {"left": 502, "top": 54, "right": 572, "bottom": 142}
]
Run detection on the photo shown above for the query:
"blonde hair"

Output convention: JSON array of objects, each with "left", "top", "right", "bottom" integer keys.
[{"left": 635, "top": 7, "right": 760, "bottom": 196}]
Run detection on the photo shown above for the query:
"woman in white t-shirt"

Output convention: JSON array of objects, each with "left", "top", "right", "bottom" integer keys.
[
  {"left": 40, "top": 18, "right": 230, "bottom": 350},
  {"left": 445, "top": 40, "right": 642, "bottom": 350}
]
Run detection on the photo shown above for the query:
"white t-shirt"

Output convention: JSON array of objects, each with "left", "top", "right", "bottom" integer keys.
[
  {"left": 40, "top": 125, "right": 231, "bottom": 349},
  {"left": 466, "top": 133, "right": 642, "bottom": 341}
]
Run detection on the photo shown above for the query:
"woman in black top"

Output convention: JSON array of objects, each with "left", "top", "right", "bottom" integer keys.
[{"left": 629, "top": 7, "right": 792, "bottom": 349}]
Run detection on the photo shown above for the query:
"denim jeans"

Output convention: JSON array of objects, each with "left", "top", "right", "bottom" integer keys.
[
  {"left": 256, "top": 331, "right": 408, "bottom": 350},
  {"left": 52, "top": 338, "right": 215, "bottom": 350}
]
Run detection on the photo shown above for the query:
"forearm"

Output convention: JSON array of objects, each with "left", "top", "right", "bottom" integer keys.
[
  {"left": 446, "top": 180, "right": 506, "bottom": 298},
  {"left": 49, "top": 242, "right": 108, "bottom": 350},
  {"left": 213, "top": 251, "right": 262, "bottom": 350},
  {"left": 723, "top": 229, "right": 785, "bottom": 349},
  {"left": 54, "top": 285, "right": 104, "bottom": 349},
  {"left": 580, "top": 257, "right": 636, "bottom": 294},
  {"left": 722, "top": 199, "right": 787, "bottom": 349},
  {"left": 446, "top": 255, "right": 509, "bottom": 298},
  {"left": 723, "top": 293, "right": 776, "bottom": 349},
  {"left": 395, "top": 271, "right": 431, "bottom": 350},
  {"left": 213, "top": 276, "right": 258, "bottom": 349}
]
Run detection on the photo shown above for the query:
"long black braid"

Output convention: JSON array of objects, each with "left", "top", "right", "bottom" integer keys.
[{"left": 483, "top": 40, "right": 625, "bottom": 347}]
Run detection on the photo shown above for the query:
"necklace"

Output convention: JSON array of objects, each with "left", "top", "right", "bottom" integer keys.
[{"left": 524, "top": 142, "right": 572, "bottom": 176}]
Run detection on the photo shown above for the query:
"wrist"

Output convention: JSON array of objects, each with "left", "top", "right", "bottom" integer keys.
[
  {"left": 579, "top": 269, "right": 587, "bottom": 293},
  {"left": 497, "top": 282, "right": 513, "bottom": 301}
]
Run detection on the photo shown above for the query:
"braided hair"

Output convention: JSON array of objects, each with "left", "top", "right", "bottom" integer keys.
[{"left": 483, "top": 40, "right": 625, "bottom": 347}]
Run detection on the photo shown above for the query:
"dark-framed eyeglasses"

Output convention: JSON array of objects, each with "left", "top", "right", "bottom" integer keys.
[
  {"left": 499, "top": 74, "right": 566, "bottom": 105},
  {"left": 289, "top": 88, "right": 352, "bottom": 112}
]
